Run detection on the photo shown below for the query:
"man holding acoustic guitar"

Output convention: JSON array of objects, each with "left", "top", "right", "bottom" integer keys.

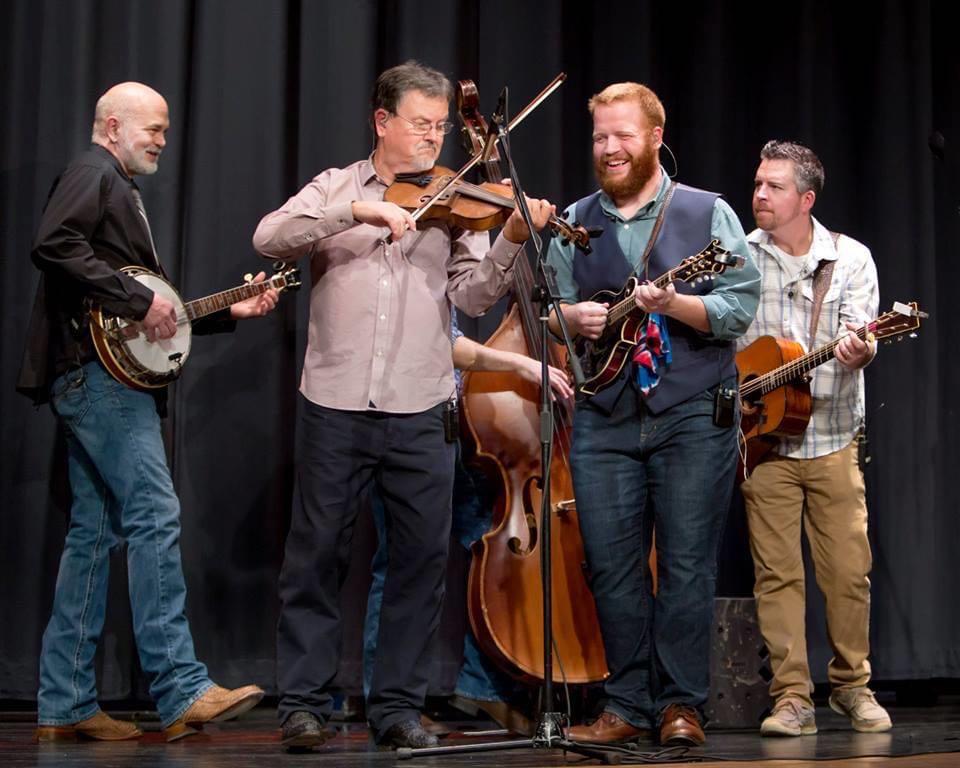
[
  {"left": 739, "top": 140, "right": 892, "bottom": 736},
  {"left": 18, "top": 82, "right": 276, "bottom": 743}
]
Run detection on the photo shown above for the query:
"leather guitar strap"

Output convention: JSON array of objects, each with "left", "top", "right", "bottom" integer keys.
[
  {"left": 807, "top": 230, "right": 840, "bottom": 349},
  {"left": 641, "top": 181, "right": 677, "bottom": 280}
]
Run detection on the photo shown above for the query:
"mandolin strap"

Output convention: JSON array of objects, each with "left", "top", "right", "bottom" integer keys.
[{"left": 640, "top": 181, "right": 677, "bottom": 280}]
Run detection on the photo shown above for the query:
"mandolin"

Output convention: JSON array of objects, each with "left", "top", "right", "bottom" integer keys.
[{"left": 576, "top": 240, "right": 744, "bottom": 396}]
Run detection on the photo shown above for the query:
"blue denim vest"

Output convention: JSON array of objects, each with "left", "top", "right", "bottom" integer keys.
[{"left": 572, "top": 185, "right": 736, "bottom": 414}]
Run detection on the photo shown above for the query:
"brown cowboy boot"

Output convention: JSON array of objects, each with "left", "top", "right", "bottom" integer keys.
[
  {"left": 164, "top": 684, "right": 264, "bottom": 741},
  {"left": 35, "top": 711, "right": 143, "bottom": 742}
]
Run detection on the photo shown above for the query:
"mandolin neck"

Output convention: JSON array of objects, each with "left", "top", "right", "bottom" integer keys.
[{"left": 606, "top": 268, "right": 678, "bottom": 325}]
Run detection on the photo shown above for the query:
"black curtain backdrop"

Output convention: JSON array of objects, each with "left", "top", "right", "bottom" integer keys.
[{"left": 2, "top": 0, "right": 958, "bottom": 703}]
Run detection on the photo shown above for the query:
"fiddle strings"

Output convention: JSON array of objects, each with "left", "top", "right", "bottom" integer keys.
[{"left": 449, "top": 178, "right": 576, "bottom": 240}]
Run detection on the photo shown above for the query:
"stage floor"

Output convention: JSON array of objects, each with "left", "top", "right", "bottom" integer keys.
[{"left": 1, "top": 700, "right": 958, "bottom": 767}]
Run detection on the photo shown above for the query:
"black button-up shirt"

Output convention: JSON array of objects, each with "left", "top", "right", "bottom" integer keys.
[{"left": 18, "top": 144, "right": 231, "bottom": 405}]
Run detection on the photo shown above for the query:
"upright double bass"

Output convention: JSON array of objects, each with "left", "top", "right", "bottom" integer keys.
[{"left": 454, "top": 79, "right": 608, "bottom": 684}]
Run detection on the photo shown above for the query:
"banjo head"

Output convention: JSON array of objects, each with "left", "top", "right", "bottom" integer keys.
[{"left": 113, "top": 270, "right": 192, "bottom": 384}]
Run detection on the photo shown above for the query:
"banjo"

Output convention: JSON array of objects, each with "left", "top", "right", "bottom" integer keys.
[{"left": 89, "top": 263, "right": 301, "bottom": 391}]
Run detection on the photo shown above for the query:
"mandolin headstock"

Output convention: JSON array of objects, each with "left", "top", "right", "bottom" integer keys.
[{"left": 666, "top": 239, "right": 745, "bottom": 286}]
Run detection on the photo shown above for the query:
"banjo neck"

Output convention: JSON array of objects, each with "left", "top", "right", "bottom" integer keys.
[{"left": 183, "top": 277, "right": 287, "bottom": 323}]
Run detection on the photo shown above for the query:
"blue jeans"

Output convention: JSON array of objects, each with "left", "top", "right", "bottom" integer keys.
[
  {"left": 363, "top": 447, "right": 519, "bottom": 703},
  {"left": 571, "top": 379, "right": 737, "bottom": 728},
  {"left": 39, "top": 361, "right": 211, "bottom": 727}
]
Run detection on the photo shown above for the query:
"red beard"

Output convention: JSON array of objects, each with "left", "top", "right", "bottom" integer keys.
[{"left": 594, "top": 143, "right": 659, "bottom": 200}]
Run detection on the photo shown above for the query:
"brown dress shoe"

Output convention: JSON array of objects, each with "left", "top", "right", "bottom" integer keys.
[
  {"left": 567, "top": 711, "right": 649, "bottom": 744},
  {"left": 164, "top": 683, "right": 264, "bottom": 741},
  {"left": 35, "top": 711, "right": 143, "bottom": 742},
  {"left": 659, "top": 703, "right": 704, "bottom": 746}
]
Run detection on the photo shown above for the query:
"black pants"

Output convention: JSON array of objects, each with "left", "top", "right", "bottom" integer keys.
[{"left": 276, "top": 396, "right": 455, "bottom": 737}]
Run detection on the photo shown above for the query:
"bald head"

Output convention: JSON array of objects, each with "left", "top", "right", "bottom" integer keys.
[{"left": 92, "top": 82, "right": 169, "bottom": 176}]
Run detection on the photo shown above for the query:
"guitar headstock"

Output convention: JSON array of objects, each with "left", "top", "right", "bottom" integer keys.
[
  {"left": 870, "top": 301, "right": 927, "bottom": 341},
  {"left": 272, "top": 262, "right": 302, "bottom": 292},
  {"left": 671, "top": 239, "right": 745, "bottom": 285}
]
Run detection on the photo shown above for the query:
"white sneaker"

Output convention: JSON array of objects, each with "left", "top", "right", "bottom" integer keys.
[
  {"left": 829, "top": 687, "right": 892, "bottom": 733},
  {"left": 760, "top": 697, "right": 817, "bottom": 737}
]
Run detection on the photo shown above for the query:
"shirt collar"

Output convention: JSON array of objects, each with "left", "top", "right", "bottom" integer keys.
[
  {"left": 361, "top": 154, "right": 384, "bottom": 187},
  {"left": 748, "top": 216, "right": 838, "bottom": 263},
  {"left": 90, "top": 143, "right": 137, "bottom": 186},
  {"left": 597, "top": 165, "right": 672, "bottom": 222}
]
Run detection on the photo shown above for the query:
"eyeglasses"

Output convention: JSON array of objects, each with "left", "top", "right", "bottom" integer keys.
[{"left": 390, "top": 112, "right": 455, "bottom": 136}]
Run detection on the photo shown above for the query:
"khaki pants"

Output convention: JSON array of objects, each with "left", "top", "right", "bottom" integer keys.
[{"left": 741, "top": 439, "right": 872, "bottom": 706}]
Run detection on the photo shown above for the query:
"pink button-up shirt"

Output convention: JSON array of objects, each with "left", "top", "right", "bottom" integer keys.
[{"left": 252, "top": 158, "right": 522, "bottom": 413}]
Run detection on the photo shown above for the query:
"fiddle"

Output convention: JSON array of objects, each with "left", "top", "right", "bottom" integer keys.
[
  {"left": 382, "top": 73, "right": 597, "bottom": 254},
  {"left": 384, "top": 167, "right": 594, "bottom": 252}
]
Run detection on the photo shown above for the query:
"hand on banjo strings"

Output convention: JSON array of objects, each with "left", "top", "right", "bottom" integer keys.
[
  {"left": 230, "top": 271, "right": 280, "bottom": 319},
  {"left": 142, "top": 293, "right": 178, "bottom": 342}
]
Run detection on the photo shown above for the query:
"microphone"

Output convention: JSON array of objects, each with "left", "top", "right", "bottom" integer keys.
[
  {"left": 481, "top": 87, "right": 506, "bottom": 167},
  {"left": 491, "top": 87, "right": 506, "bottom": 129}
]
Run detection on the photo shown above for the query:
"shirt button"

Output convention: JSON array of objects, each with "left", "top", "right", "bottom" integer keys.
[
  {"left": 623, "top": 224, "right": 630, "bottom": 230},
  {"left": 379, "top": 314, "right": 386, "bottom": 321},
  {"left": 382, "top": 280, "right": 388, "bottom": 287},
  {"left": 376, "top": 350, "right": 383, "bottom": 357}
]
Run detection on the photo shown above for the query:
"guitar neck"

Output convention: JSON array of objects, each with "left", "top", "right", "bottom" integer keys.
[
  {"left": 744, "top": 323, "right": 873, "bottom": 397},
  {"left": 184, "top": 280, "right": 280, "bottom": 322}
]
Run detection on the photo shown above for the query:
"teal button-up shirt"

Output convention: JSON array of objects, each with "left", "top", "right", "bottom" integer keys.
[{"left": 547, "top": 169, "right": 760, "bottom": 341}]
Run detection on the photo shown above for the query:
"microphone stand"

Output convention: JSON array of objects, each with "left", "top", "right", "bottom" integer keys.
[{"left": 399, "top": 88, "right": 609, "bottom": 765}]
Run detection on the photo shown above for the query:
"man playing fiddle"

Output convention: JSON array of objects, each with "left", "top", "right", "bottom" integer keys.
[
  {"left": 547, "top": 82, "right": 760, "bottom": 746},
  {"left": 252, "top": 60, "right": 554, "bottom": 751}
]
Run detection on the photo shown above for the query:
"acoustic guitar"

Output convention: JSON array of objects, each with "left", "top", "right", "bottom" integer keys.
[
  {"left": 89, "top": 263, "right": 300, "bottom": 391},
  {"left": 737, "top": 301, "right": 925, "bottom": 472}
]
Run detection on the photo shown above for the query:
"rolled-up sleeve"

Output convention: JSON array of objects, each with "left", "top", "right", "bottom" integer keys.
[
  {"left": 836, "top": 238, "right": 879, "bottom": 332},
  {"left": 544, "top": 202, "right": 580, "bottom": 304},
  {"left": 700, "top": 198, "right": 761, "bottom": 340}
]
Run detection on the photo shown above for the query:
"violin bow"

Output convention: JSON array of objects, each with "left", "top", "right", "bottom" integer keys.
[{"left": 407, "top": 73, "right": 567, "bottom": 225}]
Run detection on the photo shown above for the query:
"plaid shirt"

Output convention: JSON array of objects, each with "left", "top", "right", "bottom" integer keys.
[{"left": 739, "top": 217, "right": 879, "bottom": 459}]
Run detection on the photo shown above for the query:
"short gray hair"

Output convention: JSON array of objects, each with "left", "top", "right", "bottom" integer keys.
[
  {"left": 760, "top": 140, "right": 825, "bottom": 196},
  {"left": 371, "top": 60, "right": 452, "bottom": 117}
]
